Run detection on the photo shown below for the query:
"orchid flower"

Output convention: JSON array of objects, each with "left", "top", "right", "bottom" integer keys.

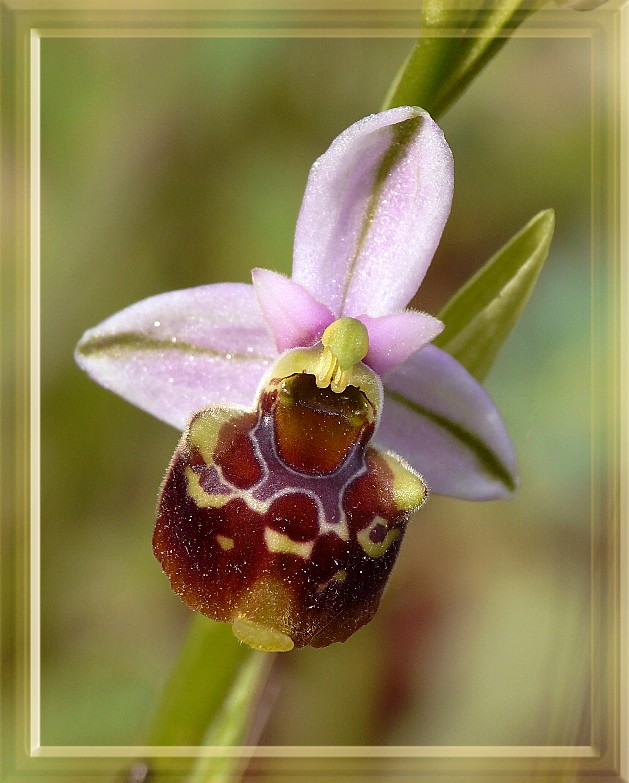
[{"left": 76, "top": 107, "right": 517, "bottom": 651}]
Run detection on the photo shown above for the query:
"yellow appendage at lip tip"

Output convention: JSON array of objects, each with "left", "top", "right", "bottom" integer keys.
[
  {"left": 316, "top": 317, "right": 369, "bottom": 393},
  {"left": 232, "top": 618, "right": 295, "bottom": 652}
]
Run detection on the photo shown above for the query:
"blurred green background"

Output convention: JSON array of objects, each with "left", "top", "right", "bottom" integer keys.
[{"left": 39, "top": 26, "right": 597, "bottom": 762}]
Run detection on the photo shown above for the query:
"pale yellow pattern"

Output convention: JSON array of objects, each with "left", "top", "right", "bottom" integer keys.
[
  {"left": 187, "top": 406, "right": 242, "bottom": 466},
  {"left": 357, "top": 517, "right": 400, "bottom": 558},
  {"left": 185, "top": 461, "right": 350, "bottom": 543},
  {"left": 184, "top": 465, "right": 231, "bottom": 509},
  {"left": 216, "top": 534, "right": 234, "bottom": 551},
  {"left": 183, "top": 388, "right": 356, "bottom": 543},
  {"left": 231, "top": 618, "right": 294, "bottom": 653},
  {"left": 264, "top": 527, "right": 315, "bottom": 559},
  {"left": 379, "top": 451, "right": 427, "bottom": 513},
  {"left": 316, "top": 569, "right": 348, "bottom": 593}
]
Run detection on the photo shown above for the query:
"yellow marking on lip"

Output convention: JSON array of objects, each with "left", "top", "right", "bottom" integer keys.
[
  {"left": 185, "top": 465, "right": 231, "bottom": 509},
  {"left": 187, "top": 407, "right": 243, "bottom": 466},
  {"left": 264, "top": 528, "right": 315, "bottom": 559},
  {"left": 379, "top": 451, "right": 428, "bottom": 513},
  {"left": 316, "top": 569, "right": 347, "bottom": 593},
  {"left": 243, "top": 490, "right": 350, "bottom": 544},
  {"left": 357, "top": 517, "right": 399, "bottom": 558},
  {"left": 216, "top": 534, "right": 234, "bottom": 551},
  {"left": 232, "top": 618, "right": 294, "bottom": 652},
  {"left": 232, "top": 576, "right": 295, "bottom": 652}
]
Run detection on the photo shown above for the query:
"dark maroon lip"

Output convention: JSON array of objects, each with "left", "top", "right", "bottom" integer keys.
[{"left": 153, "top": 358, "right": 424, "bottom": 651}]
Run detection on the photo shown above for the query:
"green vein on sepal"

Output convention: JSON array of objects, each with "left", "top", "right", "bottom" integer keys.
[
  {"left": 385, "top": 388, "right": 517, "bottom": 493},
  {"left": 339, "top": 114, "right": 424, "bottom": 310},
  {"left": 76, "top": 330, "right": 268, "bottom": 363},
  {"left": 382, "top": 0, "right": 543, "bottom": 119},
  {"left": 375, "top": 114, "right": 425, "bottom": 187},
  {"left": 434, "top": 209, "right": 554, "bottom": 382}
]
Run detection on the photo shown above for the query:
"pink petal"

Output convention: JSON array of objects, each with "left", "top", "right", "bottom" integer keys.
[
  {"left": 377, "top": 346, "right": 517, "bottom": 500},
  {"left": 359, "top": 311, "right": 444, "bottom": 376},
  {"left": 292, "top": 107, "right": 454, "bottom": 318},
  {"left": 75, "top": 283, "right": 277, "bottom": 430},
  {"left": 251, "top": 268, "right": 334, "bottom": 352}
]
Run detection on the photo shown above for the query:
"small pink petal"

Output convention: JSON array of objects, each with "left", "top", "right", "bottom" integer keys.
[
  {"left": 292, "top": 107, "right": 453, "bottom": 318},
  {"left": 75, "top": 283, "right": 277, "bottom": 430},
  {"left": 359, "top": 311, "right": 444, "bottom": 376},
  {"left": 377, "top": 346, "right": 517, "bottom": 500},
  {"left": 252, "top": 268, "right": 334, "bottom": 352}
]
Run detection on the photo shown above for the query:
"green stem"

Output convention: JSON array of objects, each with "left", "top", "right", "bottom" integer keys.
[
  {"left": 383, "top": 0, "right": 546, "bottom": 119},
  {"left": 122, "top": 615, "right": 271, "bottom": 783}
]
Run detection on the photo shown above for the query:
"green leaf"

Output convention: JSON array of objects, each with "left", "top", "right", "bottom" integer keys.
[
  {"left": 382, "top": 0, "right": 543, "bottom": 119},
  {"left": 146, "top": 615, "right": 252, "bottom": 747},
  {"left": 433, "top": 209, "right": 555, "bottom": 381},
  {"left": 187, "top": 652, "right": 272, "bottom": 783},
  {"left": 132, "top": 615, "right": 270, "bottom": 783}
]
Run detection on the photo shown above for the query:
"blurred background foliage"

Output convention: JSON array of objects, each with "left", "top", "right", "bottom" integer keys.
[{"left": 39, "top": 26, "right": 596, "bottom": 765}]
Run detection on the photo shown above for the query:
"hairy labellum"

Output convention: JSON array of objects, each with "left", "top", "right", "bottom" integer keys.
[{"left": 153, "top": 342, "right": 427, "bottom": 651}]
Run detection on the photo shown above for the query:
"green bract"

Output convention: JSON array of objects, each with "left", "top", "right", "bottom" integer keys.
[{"left": 435, "top": 210, "right": 555, "bottom": 381}]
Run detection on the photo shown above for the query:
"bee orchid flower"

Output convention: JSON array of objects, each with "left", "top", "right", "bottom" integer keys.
[{"left": 76, "top": 107, "right": 517, "bottom": 651}]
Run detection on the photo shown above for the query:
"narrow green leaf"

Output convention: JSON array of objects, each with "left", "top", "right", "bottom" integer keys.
[
  {"left": 382, "top": 0, "right": 543, "bottom": 119},
  {"left": 187, "top": 653, "right": 272, "bottom": 783},
  {"left": 124, "top": 615, "right": 270, "bottom": 783},
  {"left": 434, "top": 209, "right": 555, "bottom": 381},
  {"left": 146, "top": 615, "right": 252, "bottom": 747}
]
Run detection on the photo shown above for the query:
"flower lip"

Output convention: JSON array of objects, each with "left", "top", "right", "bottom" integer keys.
[
  {"left": 277, "top": 373, "right": 373, "bottom": 426},
  {"left": 154, "top": 341, "right": 429, "bottom": 649},
  {"left": 273, "top": 372, "right": 375, "bottom": 475}
]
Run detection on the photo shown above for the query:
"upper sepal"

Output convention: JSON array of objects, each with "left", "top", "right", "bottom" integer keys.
[{"left": 292, "top": 107, "right": 454, "bottom": 318}]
